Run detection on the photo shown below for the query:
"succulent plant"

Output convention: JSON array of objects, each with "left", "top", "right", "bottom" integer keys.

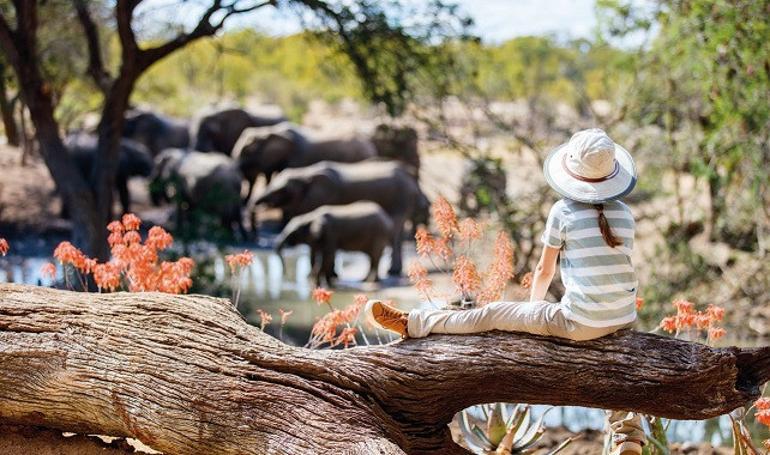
[{"left": 456, "top": 403, "right": 572, "bottom": 455}]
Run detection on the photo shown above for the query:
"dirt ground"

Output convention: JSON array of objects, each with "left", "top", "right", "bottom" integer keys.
[
  {"left": 0, "top": 424, "right": 732, "bottom": 454},
  {"left": 0, "top": 425, "right": 156, "bottom": 454}
]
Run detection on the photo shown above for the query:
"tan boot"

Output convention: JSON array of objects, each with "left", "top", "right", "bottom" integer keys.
[{"left": 365, "top": 300, "right": 409, "bottom": 338}]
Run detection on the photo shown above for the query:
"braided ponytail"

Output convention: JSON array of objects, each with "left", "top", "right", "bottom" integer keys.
[{"left": 594, "top": 204, "right": 623, "bottom": 247}]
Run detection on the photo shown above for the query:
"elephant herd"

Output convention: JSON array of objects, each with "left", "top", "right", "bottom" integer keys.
[{"left": 64, "top": 107, "right": 426, "bottom": 285}]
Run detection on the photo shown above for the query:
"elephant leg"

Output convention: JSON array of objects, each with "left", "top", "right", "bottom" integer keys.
[
  {"left": 116, "top": 176, "right": 130, "bottom": 215},
  {"left": 321, "top": 243, "right": 337, "bottom": 288},
  {"left": 365, "top": 247, "right": 383, "bottom": 283},
  {"left": 235, "top": 211, "right": 248, "bottom": 242},
  {"left": 60, "top": 196, "right": 70, "bottom": 220},
  {"left": 310, "top": 245, "right": 323, "bottom": 287},
  {"left": 243, "top": 176, "right": 256, "bottom": 204},
  {"left": 387, "top": 218, "right": 405, "bottom": 276}
]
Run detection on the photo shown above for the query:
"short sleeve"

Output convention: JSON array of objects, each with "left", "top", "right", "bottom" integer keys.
[{"left": 540, "top": 202, "right": 566, "bottom": 248}]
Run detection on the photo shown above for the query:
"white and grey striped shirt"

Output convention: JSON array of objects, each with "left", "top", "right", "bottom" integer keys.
[{"left": 541, "top": 198, "right": 638, "bottom": 328}]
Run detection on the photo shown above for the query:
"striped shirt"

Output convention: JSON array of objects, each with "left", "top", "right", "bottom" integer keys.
[{"left": 541, "top": 198, "right": 638, "bottom": 328}]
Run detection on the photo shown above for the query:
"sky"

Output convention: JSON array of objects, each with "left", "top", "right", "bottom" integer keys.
[
  {"left": 456, "top": 0, "right": 599, "bottom": 42},
  {"left": 136, "top": 0, "right": 602, "bottom": 44}
]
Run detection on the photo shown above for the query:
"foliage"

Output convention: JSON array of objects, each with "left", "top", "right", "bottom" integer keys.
[
  {"left": 47, "top": 213, "right": 195, "bottom": 293},
  {"left": 409, "top": 196, "right": 515, "bottom": 305},
  {"left": 457, "top": 403, "right": 572, "bottom": 455},
  {"left": 600, "top": 0, "right": 770, "bottom": 247},
  {"left": 225, "top": 249, "right": 254, "bottom": 308},
  {"left": 306, "top": 287, "right": 366, "bottom": 349}
]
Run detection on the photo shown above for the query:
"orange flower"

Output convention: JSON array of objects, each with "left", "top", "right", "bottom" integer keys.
[
  {"left": 121, "top": 213, "right": 141, "bottom": 231},
  {"left": 635, "top": 297, "right": 644, "bottom": 311},
  {"left": 279, "top": 309, "right": 294, "bottom": 325},
  {"left": 706, "top": 304, "right": 725, "bottom": 323},
  {"left": 407, "top": 261, "right": 433, "bottom": 298},
  {"left": 108, "top": 231, "right": 124, "bottom": 247},
  {"left": 53, "top": 241, "right": 94, "bottom": 273},
  {"left": 146, "top": 226, "right": 173, "bottom": 250},
  {"left": 477, "top": 232, "right": 514, "bottom": 304},
  {"left": 660, "top": 316, "right": 677, "bottom": 333},
  {"left": 520, "top": 272, "right": 533, "bottom": 289},
  {"left": 225, "top": 250, "right": 253, "bottom": 273},
  {"left": 756, "top": 409, "right": 770, "bottom": 427},
  {"left": 0, "top": 238, "right": 8, "bottom": 256},
  {"left": 123, "top": 231, "right": 142, "bottom": 245},
  {"left": 353, "top": 294, "right": 369, "bottom": 309},
  {"left": 457, "top": 218, "right": 482, "bottom": 241},
  {"left": 335, "top": 327, "right": 358, "bottom": 348},
  {"left": 93, "top": 262, "right": 121, "bottom": 291},
  {"left": 452, "top": 255, "right": 481, "bottom": 298},
  {"left": 707, "top": 327, "right": 726, "bottom": 342},
  {"left": 340, "top": 296, "right": 366, "bottom": 323},
  {"left": 311, "top": 310, "right": 344, "bottom": 343},
  {"left": 312, "top": 287, "right": 333, "bottom": 305},
  {"left": 431, "top": 196, "right": 458, "bottom": 238},
  {"left": 673, "top": 299, "right": 695, "bottom": 315},
  {"left": 257, "top": 309, "right": 273, "bottom": 330},
  {"left": 754, "top": 398, "right": 770, "bottom": 411},
  {"left": 107, "top": 221, "right": 124, "bottom": 233},
  {"left": 40, "top": 262, "right": 57, "bottom": 280},
  {"left": 414, "top": 227, "right": 453, "bottom": 261}
]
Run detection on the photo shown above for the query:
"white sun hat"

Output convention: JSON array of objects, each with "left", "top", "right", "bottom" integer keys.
[{"left": 543, "top": 128, "right": 637, "bottom": 204}]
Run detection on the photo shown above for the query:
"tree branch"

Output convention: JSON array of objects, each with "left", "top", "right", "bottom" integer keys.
[
  {"left": 73, "top": 0, "right": 112, "bottom": 93},
  {"left": 0, "top": 283, "right": 767, "bottom": 455},
  {"left": 138, "top": 0, "right": 275, "bottom": 70}
]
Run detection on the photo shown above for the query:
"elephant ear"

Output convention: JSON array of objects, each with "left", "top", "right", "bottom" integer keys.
[
  {"left": 259, "top": 131, "right": 296, "bottom": 173},
  {"left": 304, "top": 168, "right": 338, "bottom": 203}
]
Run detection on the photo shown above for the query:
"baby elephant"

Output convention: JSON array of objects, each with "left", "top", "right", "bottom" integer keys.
[{"left": 275, "top": 202, "right": 394, "bottom": 287}]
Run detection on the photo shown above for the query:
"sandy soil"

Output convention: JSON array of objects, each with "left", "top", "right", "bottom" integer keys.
[{"left": 0, "top": 425, "right": 157, "bottom": 454}]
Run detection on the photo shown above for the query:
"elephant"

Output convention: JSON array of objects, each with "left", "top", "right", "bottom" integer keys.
[
  {"left": 370, "top": 124, "right": 420, "bottom": 178},
  {"left": 275, "top": 202, "right": 394, "bottom": 287},
  {"left": 149, "top": 148, "right": 246, "bottom": 239},
  {"left": 193, "top": 108, "right": 286, "bottom": 156},
  {"left": 252, "top": 160, "right": 427, "bottom": 276},
  {"left": 63, "top": 132, "right": 154, "bottom": 216},
  {"left": 122, "top": 110, "right": 191, "bottom": 157},
  {"left": 232, "top": 123, "right": 377, "bottom": 201}
]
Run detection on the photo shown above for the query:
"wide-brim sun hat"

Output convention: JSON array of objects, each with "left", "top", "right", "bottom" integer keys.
[{"left": 543, "top": 128, "right": 637, "bottom": 204}]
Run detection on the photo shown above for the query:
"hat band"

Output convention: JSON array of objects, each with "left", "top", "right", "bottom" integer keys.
[{"left": 561, "top": 154, "right": 620, "bottom": 183}]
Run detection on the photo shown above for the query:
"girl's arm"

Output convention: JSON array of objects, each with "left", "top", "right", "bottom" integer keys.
[{"left": 529, "top": 245, "right": 560, "bottom": 302}]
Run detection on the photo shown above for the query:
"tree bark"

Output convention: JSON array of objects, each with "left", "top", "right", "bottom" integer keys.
[{"left": 1, "top": 284, "right": 768, "bottom": 455}]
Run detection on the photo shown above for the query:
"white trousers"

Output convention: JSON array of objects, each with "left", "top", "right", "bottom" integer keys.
[{"left": 407, "top": 301, "right": 632, "bottom": 341}]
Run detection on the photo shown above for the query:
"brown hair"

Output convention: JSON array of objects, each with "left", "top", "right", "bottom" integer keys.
[{"left": 594, "top": 204, "right": 623, "bottom": 247}]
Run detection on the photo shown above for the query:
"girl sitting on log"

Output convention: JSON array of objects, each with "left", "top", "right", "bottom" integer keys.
[{"left": 365, "top": 128, "right": 646, "bottom": 455}]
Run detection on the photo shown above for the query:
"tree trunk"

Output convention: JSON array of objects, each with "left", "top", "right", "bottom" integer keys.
[
  {"left": 1, "top": 284, "right": 768, "bottom": 455},
  {"left": 89, "top": 73, "right": 138, "bottom": 260},
  {"left": 22, "top": 86, "right": 103, "bottom": 257},
  {"left": 0, "top": 61, "right": 19, "bottom": 147}
]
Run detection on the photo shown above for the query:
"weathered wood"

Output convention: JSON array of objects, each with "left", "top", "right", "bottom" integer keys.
[{"left": 1, "top": 283, "right": 768, "bottom": 455}]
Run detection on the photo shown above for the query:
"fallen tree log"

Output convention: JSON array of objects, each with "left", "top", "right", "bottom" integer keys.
[{"left": 1, "top": 283, "right": 769, "bottom": 455}]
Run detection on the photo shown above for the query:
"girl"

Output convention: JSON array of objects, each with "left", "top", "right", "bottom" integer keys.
[{"left": 365, "top": 128, "right": 645, "bottom": 455}]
